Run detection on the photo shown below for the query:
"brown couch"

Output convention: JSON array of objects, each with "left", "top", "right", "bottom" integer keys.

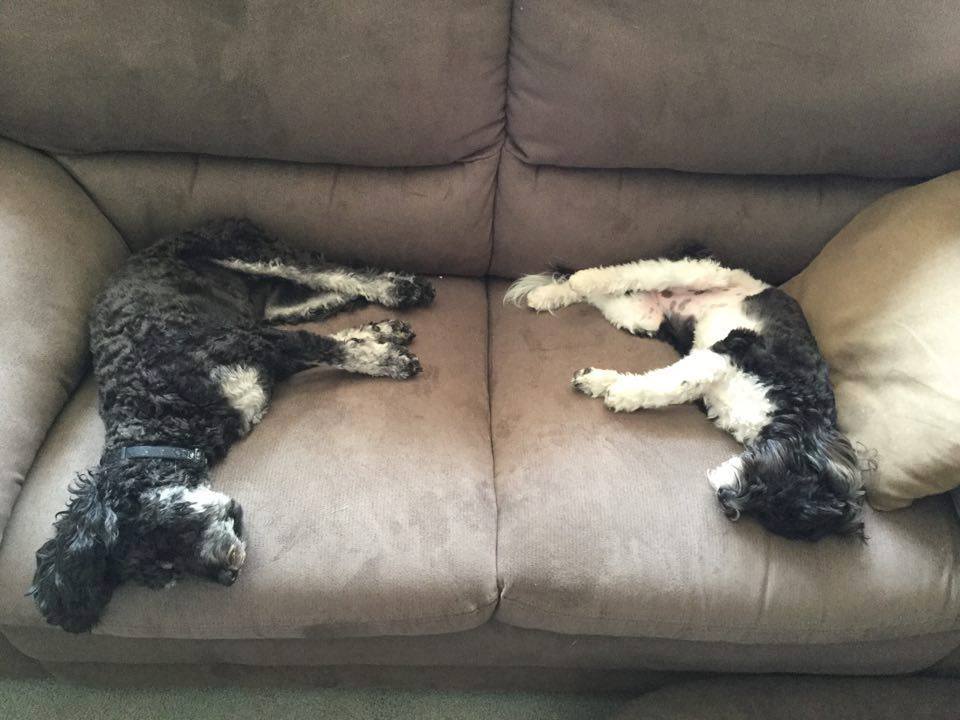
[{"left": 1, "top": 1, "right": 959, "bottom": 690}]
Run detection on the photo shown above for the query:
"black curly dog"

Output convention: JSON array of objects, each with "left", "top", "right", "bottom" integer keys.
[{"left": 31, "top": 219, "right": 434, "bottom": 633}]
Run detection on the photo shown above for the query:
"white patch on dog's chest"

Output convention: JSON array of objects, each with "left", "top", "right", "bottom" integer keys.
[
  {"left": 703, "top": 370, "right": 774, "bottom": 444},
  {"left": 211, "top": 364, "right": 268, "bottom": 432},
  {"left": 656, "top": 288, "right": 773, "bottom": 444}
]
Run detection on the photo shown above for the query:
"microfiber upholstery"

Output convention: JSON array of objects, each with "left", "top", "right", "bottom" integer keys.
[
  {"left": 507, "top": 0, "right": 960, "bottom": 176},
  {"left": 490, "top": 146, "right": 912, "bottom": 282},
  {"left": 489, "top": 280, "right": 960, "bottom": 649},
  {"left": 56, "top": 151, "right": 500, "bottom": 277},
  {"left": 0, "top": 1, "right": 510, "bottom": 166},
  {"left": 0, "top": 138, "right": 128, "bottom": 546},
  {"left": 6, "top": 620, "right": 960, "bottom": 677},
  {"left": 0, "top": 279, "right": 497, "bottom": 639}
]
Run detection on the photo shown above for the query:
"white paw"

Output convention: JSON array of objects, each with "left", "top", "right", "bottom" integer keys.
[
  {"left": 572, "top": 368, "right": 621, "bottom": 398},
  {"left": 526, "top": 282, "right": 579, "bottom": 312},
  {"left": 708, "top": 456, "right": 744, "bottom": 491},
  {"left": 567, "top": 268, "right": 609, "bottom": 297}
]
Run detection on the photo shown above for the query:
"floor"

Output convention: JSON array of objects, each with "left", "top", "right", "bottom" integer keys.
[
  {"left": 3, "top": 675, "right": 960, "bottom": 719},
  {"left": 0, "top": 678, "right": 628, "bottom": 720}
]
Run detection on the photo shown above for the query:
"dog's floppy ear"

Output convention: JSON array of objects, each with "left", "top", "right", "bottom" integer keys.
[
  {"left": 717, "top": 429, "right": 865, "bottom": 542},
  {"left": 30, "top": 468, "right": 120, "bottom": 633}
]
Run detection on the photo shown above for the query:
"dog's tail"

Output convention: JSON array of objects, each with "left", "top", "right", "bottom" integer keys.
[
  {"left": 30, "top": 469, "right": 120, "bottom": 633},
  {"left": 504, "top": 272, "right": 566, "bottom": 306}
]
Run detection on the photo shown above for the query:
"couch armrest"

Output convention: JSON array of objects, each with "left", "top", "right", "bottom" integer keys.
[{"left": 0, "top": 138, "right": 127, "bottom": 544}]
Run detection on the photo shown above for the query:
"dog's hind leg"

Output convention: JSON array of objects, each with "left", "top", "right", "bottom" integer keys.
[
  {"left": 572, "top": 349, "right": 730, "bottom": 412},
  {"left": 170, "top": 219, "right": 435, "bottom": 309},
  {"left": 260, "top": 328, "right": 421, "bottom": 380},
  {"left": 504, "top": 274, "right": 583, "bottom": 312},
  {"left": 567, "top": 258, "right": 767, "bottom": 298},
  {"left": 588, "top": 293, "right": 664, "bottom": 336},
  {"left": 262, "top": 284, "right": 361, "bottom": 324}
]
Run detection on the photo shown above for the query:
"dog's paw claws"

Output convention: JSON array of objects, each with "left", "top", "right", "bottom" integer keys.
[
  {"left": 571, "top": 367, "right": 595, "bottom": 394},
  {"left": 572, "top": 367, "right": 618, "bottom": 398}
]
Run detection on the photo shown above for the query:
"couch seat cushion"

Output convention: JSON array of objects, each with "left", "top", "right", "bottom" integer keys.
[
  {"left": 0, "top": 278, "right": 496, "bottom": 639},
  {"left": 489, "top": 280, "right": 960, "bottom": 645}
]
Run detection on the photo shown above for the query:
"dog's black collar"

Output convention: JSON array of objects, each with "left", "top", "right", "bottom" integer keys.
[{"left": 109, "top": 445, "right": 207, "bottom": 468}]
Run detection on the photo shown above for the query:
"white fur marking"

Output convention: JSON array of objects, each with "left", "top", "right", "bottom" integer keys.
[
  {"left": 264, "top": 291, "right": 347, "bottom": 322},
  {"left": 214, "top": 259, "right": 394, "bottom": 302},
  {"left": 590, "top": 293, "right": 664, "bottom": 335},
  {"left": 703, "top": 370, "right": 775, "bottom": 444},
  {"left": 599, "top": 349, "right": 732, "bottom": 412},
  {"left": 708, "top": 455, "right": 744, "bottom": 491},
  {"left": 504, "top": 274, "right": 582, "bottom": 311},
  {"left": 337, "top": 341, "right": 413, "bottom": 378},
  {"left": 212, "top": 364, "right": 268, "bottom": 432},
  {"left": 153, "top": 484, "right": 231, "bottom": 514},
  {"left": 568, "top": 258, "right": 767, "bottom": 297}
]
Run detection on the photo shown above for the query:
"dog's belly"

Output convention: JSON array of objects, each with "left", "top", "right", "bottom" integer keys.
[
  {"left": 655, "top": 288, "right": 762, "bottom": 349},
  {"left": 702, "top": 370, "right": 774, "bottom": 445}
]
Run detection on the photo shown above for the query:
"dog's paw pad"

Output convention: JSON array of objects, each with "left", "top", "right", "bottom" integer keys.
[
  {"left": 368, "top": 319, "right": 415, "bottom": 344},
  {"left": 390, "top": 276, "right": 435, "bottom": 308},
  {"left": 385, "top": 346, "right": 422, "bottom": 379},
  {"left": 572, "top": 367, "right": 619, "bottom": 398}
]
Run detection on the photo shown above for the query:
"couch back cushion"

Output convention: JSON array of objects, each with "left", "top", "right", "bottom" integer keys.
[
  {"left": 494, "top": 0, "right": 960, "bottom": 280},
  {"left": 507, "top": 0, "right": 960, "bottom": 177},
  {"left": 0, "top": 2, "right": 509, "bottom": 276},
  {"left": 0, "top": 1, "right": 509, "bottom": 166}
]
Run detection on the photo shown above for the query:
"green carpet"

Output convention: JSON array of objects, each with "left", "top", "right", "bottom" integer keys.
[{"left": 0, "top": 679, "right": 628, "bottom": 720}]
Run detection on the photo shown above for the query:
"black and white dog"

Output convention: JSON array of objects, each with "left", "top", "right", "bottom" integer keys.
[
  {"left": 31, "top": 219, "right": 434, "bottom": 633},
  {"left": 506, "top": 247, "right": 865, "bottom": 541}
]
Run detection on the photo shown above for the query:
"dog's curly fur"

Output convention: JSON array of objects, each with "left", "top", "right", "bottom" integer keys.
[
  {"left": 31, "top": 219, "right": 435, "bottom": 633},
  {"left": 507, "top": 245, "right": 865, "bottom": 542}
]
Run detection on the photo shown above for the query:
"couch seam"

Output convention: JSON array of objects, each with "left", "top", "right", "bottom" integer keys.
[
  {"left": 485, "top": 281, "right": 503, "bottom": 604},
  {"left": 483, "top": 0, "right": 515, "bottom": 277},
  {"left": 43, "top": 151, "right": 132, "bottom": 253},
  {"left": 496, "top": 596, "right": 960, "bottom": 641},
  {"left": 500, "top": 141, "right": 928, "bottom": 186}
]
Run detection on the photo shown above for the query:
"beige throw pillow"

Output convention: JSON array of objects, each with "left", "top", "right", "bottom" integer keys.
[{"left": 785, "top": 172, "right": 960, "bottom": 511}]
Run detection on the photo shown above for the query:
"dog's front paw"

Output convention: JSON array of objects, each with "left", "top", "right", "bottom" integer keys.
[
  {"left": 381, "top": 344, "right": 423, "bottom": 379},
  {"left": 388, "top": 275, "right": 435, "bottom": 308},
  {"left": 367, "top": 319, "right": 416, "bottom": 345},
  {"left": 572, "top": 367, "right": 620, "bottom": 398}
]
